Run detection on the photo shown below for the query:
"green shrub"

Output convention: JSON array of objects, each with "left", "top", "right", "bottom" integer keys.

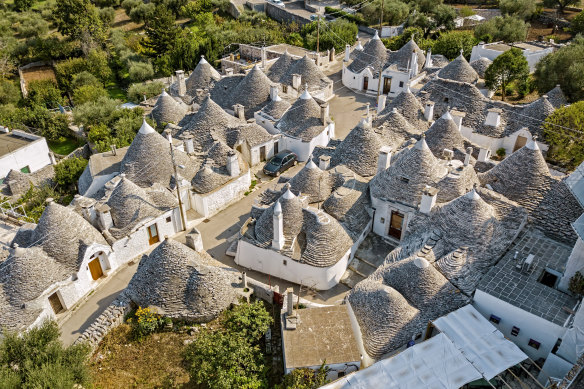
[
  {"left": 324, "top": 6, "right": 367, "bottom": 25},
  {"left": 221, "top": 300, "right": 273, "bottom": 341},
  {"left": 127, "top": 81, "right": 164, "bottom": 103},
  {"left": 122, "top": 0, "right": 141, "bottom": 14},
  {"left": 496, "top": 148, "right": 506, "bottom": 159},
  {"left": 458, "top": 6, "right": 475, "bottom": 17},
  {"left": 543, "top": 101, "right": 584, "bottom": 170},
  {"left": 73, "top": 84, "right": 109, "bottom": 105},
  {"left": 129, "top": 2, "right": 155, "bottom": 23},
  {"left": 129, "top": 307, "right": 164, "bottom": 340},
  {"left": 55, "top": 57, "right": 90, "bottom": 91},
  {"left": 71, "top": 71, "right": 102, "bottom": 89},
  {"left": 99, "top": 6, "right": 116, "bottom": 26},
  {"left": 474, "top": 15, "right": 529, "bottom": 43},
  {"left": 569, "top": 271, "right": 584, "bottom": 296},
  {"left": 432, "top": 31, "right": 478, "bottom": 60},
  {"left": 278, "top": 364, "right": 330, "bottom": 389},
  {"left": 54, "top": 156, "right": 88, "bottom": 188},
  {"left": 0, "top": 79, "right": 21, "bottom": 105},
  {"left": 128, "top": 61, "right": 155, "bottom": 82},
  {"left": 26, "top": 80, "right": 65, "bottom": 108}
]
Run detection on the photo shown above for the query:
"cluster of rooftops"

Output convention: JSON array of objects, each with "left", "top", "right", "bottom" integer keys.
[{"left": 1, "top": 38, "right": 582, "bottom": 369}]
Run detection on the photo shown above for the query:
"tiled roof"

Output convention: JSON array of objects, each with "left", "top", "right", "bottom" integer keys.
[
  {"left": 348, "top": 33, "right": 388, "bottom": 74},
  {"left": 151, "top": 91, "right": 189, "bottom": 125},
  {"left": 267, "top": 51, "right": 295, "bottom": 83},
  {"left": 330, "top": 120, "right": 385, "bottom": 177},
  {"left": 276, "top": 90, "right": 325, "bottom": 141},
  {"left": 469, "top": 57, "right": 492, "bottom": 78}
]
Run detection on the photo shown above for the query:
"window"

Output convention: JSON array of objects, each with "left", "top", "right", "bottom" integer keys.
[
  {"left": 399, "top": 81, "right": 404, "bottom": 88},
  {"left": 20, "top": 166, "right": 30, "bottom": 174},
  {"left": 283, "top": 259, "right": 287, "bottom": 266},
  {"left": 489, "top": 314, "right": 501, "bottom": 324},
  {"left": 528, "top": 339, "right": 541, "bottom": 350},
  {"left": 511, "top": 326, "right": 520, "bottom": 336},
  {"left": 166, "top": 216, "right": 172, "bottom": 223},
  {"left": 380, "top": 217, "right": 385, "bottom": 224},
  {"left": 338, "top": 372, "right": 345, "bottom": 378},
  {"left": 444, "top": 97, "right": 449, "bottom": 103},
  {"left": 283, "top": 85, "right": 288, "bottom": 93}
]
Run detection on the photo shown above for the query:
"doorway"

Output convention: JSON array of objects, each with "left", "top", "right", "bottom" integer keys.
[
  {"left": 48, "top": 292, "right": 64, "bottom": 314},
  {"left": 147, "top": 223, "right": 159, "bottom": 245},
  {"left": 363, "top": 76, "right": 369, "bottom": 91},
  {"left": 388, "top": 211, "right": 404, "bottom": 240},
  {"left": 260, "top": 145, "right": 266, "bottom": 161},
  {"left": 513, "top": 135, "right": 528, "bottom": 152},
  {"left": 274, "top": 141, "right": 279, "bottom": 155},
  {"left": 88, "top": 258, "right": 103, "bottom": 281},
  {"left": 383, "top": 77, "right": 392, "bottom": 94}
]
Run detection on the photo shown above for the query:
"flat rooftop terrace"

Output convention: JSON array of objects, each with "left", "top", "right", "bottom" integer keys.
[{"left": 0, "top": 132, "right": 35, "bottom": 158}]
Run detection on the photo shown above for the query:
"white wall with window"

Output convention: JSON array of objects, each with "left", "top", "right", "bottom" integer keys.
[
  {"left": 279, "top": 123, "right": 335, "bottom": 162},
  {"left": 0, "top": 130, "right": 53, "bottom": 181}
]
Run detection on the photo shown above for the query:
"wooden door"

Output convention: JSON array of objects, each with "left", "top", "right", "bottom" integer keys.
[
  {"left": 383, "top": 77, "right": 391, "bottom": 94},
  {"left": 147, "top": 223, "right": 159, "bottom": 245},
  {"left": 363, "top": 76, "right": 369, "bottom": 91},
  {"left": 260, "top": 145, "right": 266, "bottom": 161},
  {"left": 513, "top": 135, "right": 528, "bottom": 152},
  {"left": 88, "top": 258, "right": 103, "bottom": 280},
  {"left": 48, "top": 292, "right": 64, "bottom": 314},
  {"left": 388, "top": 211, "right": 404, "bottom": 240}
]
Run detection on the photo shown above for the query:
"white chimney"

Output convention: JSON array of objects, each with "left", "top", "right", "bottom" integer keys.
[
  {"left": 424, "top": 101, "right": 435, "bottom": 121},
  {"left": 485, "top": 108, "right": 501, "bottom": 127},
  {"left": 286, "top": 287, "right": 294, "bottom": 316},
  {"left": 96, "top": 204, "right": 113, "bottom": 229},
  {"left": 227, "top": 151, "right": 240, "bottom": 177},
  {"left": 48, "top": 151, "right": 57, "bottom": 165},
  {"left": 464, "top": 147, "right": 473, "bottom": 166},
  {"left": 478, "top": 148, "right": 491, "bottom": 162},
  {"left": 450, "top": 110, "right": 465, "bottom": 131},
  {"left": 182, "top": 132, "right": 194, "bottom": 154},
  {"left": 111, "top": 144, "right": 117, "bottom": 156},
  {"left": 344, "top": 44, "right": 351, "bottom": 62},
  {"left": 319, "top": 155, "right": 330, "bottom": 170},
  {"left": 443, "top": 148, "right": 454, "bottom": 160},
  {"left": 377, "top": 146, "right": 392, "bottom": 174},
  {"left": 272, "top": 200, "right": 284, "bottom": 250},
  {"left": 320, "top": 103, "right": 329, "bottom": 125},
  {"left": 233, "top": 104, "right": 245, "bottom": 120},
  {"left": 420, "top": 186, "right": 438, "bottom": 214},
  {"left": 165, "top": 129, "right": 173, "bottom": 144},
  {"left": 292, "top": 74, "right": 302, "bottom": 90},
  {"left": 425, "top": 48, "right": 433, "bottom": 68},
  {"left": 176, "top": 70, "right": 186, "bottom": 97},
  {"left": 377, "top": 95, "right": 387, "bottom": 114},
  {"left": 410, "top": 49, "right": 418, "bottom": 77},
  {"left": 365, "top": 102, "right": 370, "bottom": 117},
  {"left": 225, "top": 68, "right": 234, "bottom": 76},
  {"left": 261, "top": 46, "right": 267, "bottom": 69},
  {"left": 270, "top": 85, "right": 279, "bottom": 101}
]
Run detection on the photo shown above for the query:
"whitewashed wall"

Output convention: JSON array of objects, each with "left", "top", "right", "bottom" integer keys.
[
  {"left": 250, "top": 140, "right": 276, "bottom": 166},
  {"left": 81, "top": 172, "right": 118, "bottom": 198},
  {"left": 470, "top": 44, "right": 554, "bottom": 73},
  {"left": 280, "top": 123, "right": 333, "bottom": 162},
  {"left": 193, "top": 170, "right": 251, "bottom": 218},
  {"left": 559, "top": 238, "right": 584, "bottom": 292},
  {"left": 371, "top": 196, "right": 413, "bottom": 241},
  {"left": 341, "top": 64, "right": 418, "bottom": 97},
  {"left": 235, "top": 240, "right": 350, "bottom": 290},
  {"left": 0, "top": 132, "right": 52, "bottom": 178},
  {"left": 460, "top": 126, "right": 549, "bottom": 156},
  {"left": 254, "top": 112, "right": 279, "bottom": 135},
  {"left": 473, "top": 289, "right": 570, "bottom": 360}
]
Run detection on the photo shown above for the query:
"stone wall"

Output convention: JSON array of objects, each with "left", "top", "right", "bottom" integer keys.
[
  {"left": 73, "top": 292, "right": 132, "bottom": 352},
  {"left": 265, "top": 2, "right": 311, "bottom": 26}
]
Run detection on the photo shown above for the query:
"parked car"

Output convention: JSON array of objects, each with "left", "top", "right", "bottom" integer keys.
[
  {"left": 263, "top": 151, "right": 297, "bottom": 176},
  {"left": 270, "top": 0, "right": 285, "bottom": 7}
]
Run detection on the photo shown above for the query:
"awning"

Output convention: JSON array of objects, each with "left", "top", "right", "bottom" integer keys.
[
  {"left": 321, "top": 333, "right": 482, "bottom": 389},
  {"left": 433, "top": 304, "right": 527, "bottom": 380}
]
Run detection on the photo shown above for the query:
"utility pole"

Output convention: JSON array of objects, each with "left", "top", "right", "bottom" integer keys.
[
  {"left": 379, "top": 0, "right": 384, "bottom": 36},
  {"left": 317, "top": 15, "right": 320, "bottom": 54},
  {"left": 168, "top": 132, "right": 187, "bottom": 232}
]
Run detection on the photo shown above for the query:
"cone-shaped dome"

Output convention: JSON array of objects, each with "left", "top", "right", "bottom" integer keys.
[
  {"left": 192, "top": 164, "right": 225, "bottom": 194},
  {"left": 127, "top": 238, "right": 236, "bottom": 322},
  {"left": 179, "top": 95, "right": 241, "bottom": 139},
  {"left": 508, "top": 96, "right": 555, "bottom": 137},
  {"left": 390, "top": 38, "right": 425, "bottom": 72},
  {"left": 331, "top": 120, "right": 384, "bottom": 177},
  {"left": 276, "top": 92, "right": 324, "bottom": 141},
  {"left": 288, "top": 158, "right": 332, "bottom": 202},
  {"left": 267, "top": 51, "right": 295, "bottom": 83},
  {"left": 438, "top": 53, "right": 479, "bottom": 84},
  {"left": 377, "top": 88, "right": 427, "bottom": 129},
  {"left": 348, "top": 35, "right": 388, "bottom": 73},
  {"left": 33, "top": 202, "right": 108, "bottom": 272},
  {"left": 348, "top": 280, "right": 421, "bottom": 359},
  {"left": 106, "top": 177, "right": 160, "bottom": 230},
  {"left": 151, "top": 90, "right": 188, "bottom": 125},
  {"left": 546, "top": 85, "right": 567, "bottom": 108},
  {"left": 424, "top": 111, "right": 467, "bottom": 156},
  {"left": 255, "top": 187, "right": 304, "bottom": 245},
  {"left": 186, "top": 56, "right": 221, "bottom": 95},
  {"left": 470, "top": 57, "right": 492, "bottom": 79},
  {"left": 231, "top": 65, "right": 273, "bottom": 115},
  {"left": 280, "top": 55, "right": 329, "bottom": 88},
  {"left": 370, "top": 137, "right": 448, "bottom": 206}
]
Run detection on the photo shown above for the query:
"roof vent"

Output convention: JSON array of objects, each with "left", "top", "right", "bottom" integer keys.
[{"left": 414, "top": 257, "right": 430, "bottom": 269}]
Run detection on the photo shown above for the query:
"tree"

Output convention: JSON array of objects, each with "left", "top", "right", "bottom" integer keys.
[
  {"left": 25, "top": 80, "right": 65, "bottom": 108},
  {"left": 542, "top": 0, "right": 579, "bottom": 14},
  {"left": 474, "top": 15, "right": 529, "bottom": 43},
  {"left": 143, "top": 6, "right": 180, "bottom": 58},
  {"left": 73, "top": 84, "right": 108, "bottom": 105},
  {"left": 221, "top": 300, "right": 273, "bottom": 341},
  {"left": 432, "top": 30, "right": 477, "bottom": 60},
  {"left": 127, "top": 81, "right": 164, "bottom": 103},
  {"left": 569, "top": 271, "right": 584, "bottom": 296},
  {"left": 361, "top": 0, "right": 410, "bottom": 26},
  {"left": 534, "top": 37, "right": 584, "bottom": 102},
  {"left": 13, "top": 0, "right": 34, "bottom": 11},
  {"left": 302, "top": 19, "right": 358, "bottom": 52},
  {"left": 407, "top": 5, "right": 457, "bottom": 37},
  {"left": 73, "top": 95, "right": 120, "bottom": 126},
  {"left": 499, "top": 0, "right": 537, "bottom": 20},
  {"left": 570, "top": 11, "right": 584, "bottom": 37},
  {"left": 0, "top": 321, "right": 91, "bottom": 388},
  {"left": 54, "top": 0, "right": 107, "bottom": 47},
  {"left": 0, "top": 78, "right": 20, "bottom": 105},
  {"left": 278, "top": 364, "right": 330, "bottom": 389},
  {"left": 485, "top": 48, "right": 529, "bottom": 101},
  {"left": 543, "top": 101, "right": 584, "bottom": 170},
  {"left": 54, "top": 156, "right": 88, "bottom": 188}
]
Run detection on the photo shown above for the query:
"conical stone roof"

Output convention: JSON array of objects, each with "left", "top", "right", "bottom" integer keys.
[
  {"left": 106, "top": 177, "right": 161, "bottom": 230},
  {"left": 508, "top": 96, "right": 555, "bottom": 138},
  {"left": 126, "top": 238, "right": 236, "bottom": 322},
  {"left": 348, "top": 32, "right": 388, "bottom": 74},
  {"left": 255, "top": 187, "right": 304, "bottom": 245},
  {"left": 231, "top": 65, "right": 273, "bottom": 115},
  {"left": 376, "top": 88, "right": 427, "bottom": 129},
  {"left": 267, "top": 51, "right": 295, "bottom": 83},
  {"left": 186, "top": 56, "right": 221, "bottom": 95},
  {"left": 387, "top": 38, "right": 425, "bottom": 72},
  {"left": 151, "top": 90, "right": 188, "bottom": 125},
  {"left": 280, "top": 55, "right": 330, "bottom": 88},
  {"left": 424, "top": 111, "right": 467, "bottom": 156},
  {"left": 470, "top": 57, "right": 492, "bottom": 79},
  {"left": 331, "top": 120, "right": 384, "bottom": 177},
  {"left": 288, "top": 159, "right": 332, "bottom": 203},
  {"left": 545, "top": 85, "right": 567, "bottom": 108},
  {"left": 179, "top": 95, "right": 241, "bottom": 141},
  {"left": 276, "top": 91, "right": 324, "bottom": 141},
  {"left": 438, "top": 53, "right": 479, "bottom": 84},
  {"left": 370, "top": 137, "right": 448, "bottom": 207},
  {"left": 33, "top": 201, "right": 108, "bottom": 272}
]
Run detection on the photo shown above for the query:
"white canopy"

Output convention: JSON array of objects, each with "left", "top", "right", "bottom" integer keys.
[
  {"left": 321, "top": 333, "right": 481, "bottom": 389},
  {"left": 433, "top": 304, "right": 528, "bottom": 380}
]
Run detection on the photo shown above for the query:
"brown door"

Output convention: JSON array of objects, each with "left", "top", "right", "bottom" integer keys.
[
  {"left": 260, "top": 145, "right": 266, "bottom": 161},
  {"left": 48, "top": 292, "right": 64, "bottom": 314},
  {"left": 88, "top": 258, "right": 103, "bottom": 280},
  {"left": 363, "top": 76, "right": 369, "bottom": 91},
  {"left": 383, "top": 77, "right": 391, "bottom": 94},
  {"left": 147, "top": 223, "right": 159, "bottom": 245},
  {"left": 513, "top": 136, "right": 528, "bottom": 152},
  {"left": 388, "top": 211, "right": 404, "bottom": 240},
  {"left": 274, "top": 141, "right": 279, "bottom": 154}
]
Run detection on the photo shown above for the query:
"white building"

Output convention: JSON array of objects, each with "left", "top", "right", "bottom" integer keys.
[
  {"left": 0, "top": 129, "right": 54, "bottom": 184},
  {"left": 470, "top": 41, "right": 559, "bottom": 72}
]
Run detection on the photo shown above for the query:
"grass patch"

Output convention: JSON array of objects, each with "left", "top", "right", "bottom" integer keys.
[
  {"left": 48, "top": 137, "right": 82, "bottom": 156},
  {"left": 106, "top": 82, "right": 127, "bottom": 101},
  {"left": 90, "top": 324, "right": 194, "bottom": 388}
]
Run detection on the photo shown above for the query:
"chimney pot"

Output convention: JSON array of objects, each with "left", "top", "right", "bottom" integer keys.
[
  {"left": 320, "top": 103, "right": 329, "bottom": 125},
  {"left": 464, "top": 147, "right": 473, "bottom": 166},
  {"left": 420, "top": 186, "right": 438, "bottom": 214},
  {"left": 319, "top": 155, "right": 330, "bottom": 170},
  {"left": 377, "top": 146, "right": 392, "bottom": 174},
  {"left": 377, "top": 95, "right": 387, "bottom": 114},
  {"left": 175, "top": 70, "right": 186, "bottom": 97},
  {"left": 272, "top": 200, "right": 284, "bottom": 250},
  {"left": 424, "top": 101, "right": 435, "bottom": 122},
  {"left": 478, "top": 148, "right": 491, "bottom": 162}
]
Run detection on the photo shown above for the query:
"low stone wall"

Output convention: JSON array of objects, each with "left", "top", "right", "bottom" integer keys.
[
  {"left": 73, "top": 292, "right": 132, "bottom": 352},
  {"left": 266, "top": 2, "right": 311, "bottom": 26}
]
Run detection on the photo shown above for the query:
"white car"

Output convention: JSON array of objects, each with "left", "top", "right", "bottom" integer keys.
[{"left": 270, "top": 0, "right": 285, "bottom": 7}]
